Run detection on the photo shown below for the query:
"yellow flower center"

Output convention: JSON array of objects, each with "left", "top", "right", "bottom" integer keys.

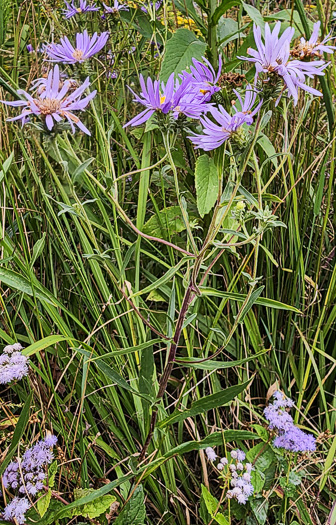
[
  {"left": 160, "top": 95, "right": 166, "bottom": 104},
  {"left": 76, "top": 7, "right": 82, "bottom": 12},
  {"left": 35, "top": 98, "right": 61, "bottom": 115},
  {"left": 72, "top": 49, "right": 85, "bottom": 61}
]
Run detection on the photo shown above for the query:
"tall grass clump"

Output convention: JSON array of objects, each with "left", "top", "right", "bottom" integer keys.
[{"left": 0, "top": 0, "right": 335, "bottom": 524}]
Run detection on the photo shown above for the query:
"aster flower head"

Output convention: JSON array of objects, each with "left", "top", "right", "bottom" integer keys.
[
  {"left": 273, "top": 426, "right": 316, "bottom": 453},
  {"left": 239, "top": 22, "right": 328, "bottom": 105},
  {"left": 0, "top": 344, "right": 28, "bottom": 384},
  {"left": 46, "top": 30, "right": 109, "bottom": 64},
  {"left": 3, "top": 497, "right": 30, "bottom": 525},
  {"left": 1, "top": 65, "right": 96, "bottom": 135},
  {"left": 188, "top": 83, "right": 261, "bottom": 151},
  {"left": 63, "top": 0, "right": 100, "bottom": 18},
  {"left": 103, "top": 0, "right": 128, "bottom": 13},
  {"left": 181, "top": 55, "right": 222, "bottom": 102},
  {"left": 293, "top": 21, "right": 336, "bottom": 58}
]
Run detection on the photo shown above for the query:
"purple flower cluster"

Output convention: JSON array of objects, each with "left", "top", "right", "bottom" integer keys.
[
  {"left": 46, "top": 30, "right": 109, "bottom": 64},
  {"left": 239, "top": 21, "right": 332, "bottom": 105},
  {"left": 188, "top": 85, "right": 262, "bottom": 151},
  {"left": 2, "top": 497, "right": 30, "bottom": 525},
  {"left": 205, "top": 447, "right": 254, "bottom": 505},
  {"left": 2, "top": 65, "right": 96, "bottom": 134},
  {"left": 264, "top": 391, "right": 316, "bottom": 453},
  {"left": 227, "top": 451, "right": 254, "bottom": 505},
  {"left": 0, "top": 343, "right": 28, "bottom": 385},
  {"left": 63, "top": 0, "right": 100, "bottom": 18},
  {"left": 3, "top": 435, "right": 57, "bottom": 496},
  {"left": 124, "top": 56, "right": 222, "bottom": 127},
  {"left": 2, "top": 435, "right": 57, "bottom": 525}
]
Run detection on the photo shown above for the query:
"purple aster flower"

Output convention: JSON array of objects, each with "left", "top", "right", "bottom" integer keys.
[
  {"left": 188, "top": 84, "right": 261, "bottom": 151},
  {"left": 124, "top": 73, "right": 175, "bottom": 127},
  {"left": 141, "top": 1, "right": 162, "bottom": 13},
  {"left": 0, "top": 345, "right": 28, "bottom": 384},
  {"left": 3, "top": 497, "right": 30, "bottom": 525},
  {"left": 46, "top": 30, "right": 109, "bottom": 64},
  {"left": 27, "top": 44, "right": 34, "bottom": 53},
  {"left": 273, "top": 426, "right": 316, "bottom": 453},
  {"left": 294, "top": 21, "right": 336, "bottom": 58},
  {"left": 103, "top": 0, "right": 128, "bottom": 13},
  {"left": 205, "top": 447, "right": 217, "bottom": 461},
  {"left": 180, "top": 55, "right": 222, "bottom": 102},
  {"left": 238, "top": 22, "right": 328, "bottom": 105},
  {"left": 63, "top": 0, "right": 100, "bottom": 18},
  {"left": 1, "top": 65, "right": 96, "bottom": 134}
]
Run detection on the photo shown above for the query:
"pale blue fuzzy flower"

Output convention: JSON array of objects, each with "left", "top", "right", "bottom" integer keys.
[
  {"left": 273, "top": 426, "right": 316, "bottom": 453},
  {"left": 205, "top": 447, "right": 217, "bottom": 461},
  {"left": 0, "top": 344, "right": 28, "bottom": 385},
  {"left": 3, "top": 497, "right": 30, "bottom": 525},
  {"left": 3, "top": 436, "right": 57, "bottom": 497},
  {"left": 264, "top": 403, "right": 294, "bottom": 431}
]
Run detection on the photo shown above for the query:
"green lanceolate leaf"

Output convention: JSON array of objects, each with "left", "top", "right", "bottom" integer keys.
[
  {"left": 195, "top": 154, "right": 218, "bottom": 217},
  {"left": 158, "top": 379, "right": 252, "bottom": 428},
  {"left": 199, "top": 286, "right": 300, "bottom": 312},
  {"left": 0, "top": 393, "right": 32, "bottom": 476},
  {"left": 160, "top": 29, "right": 207, "bottom": 82}
]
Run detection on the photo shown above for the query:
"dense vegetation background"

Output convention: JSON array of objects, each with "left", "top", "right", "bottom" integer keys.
[{"left": 0, "top": 0, "right": 335, "bottom": 523}]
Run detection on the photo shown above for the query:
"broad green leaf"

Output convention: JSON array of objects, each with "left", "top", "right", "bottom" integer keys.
[
  {"left": 201, "top": 485, "right": 229, "bottom": 525},
  {"left": 250, "top": 497, "right": 269, "bottom": 525},
  {"left": 242, "top": 2, "right": 265, "bottom": 29},
  {"left": 30, "top": 233, "right": 46, "bottom": 268},
  {"left": 251, "top": 470, "right": 266, "bottom": 494},
  {"left": 37, "top": 489, "right": 52, "bottom": 518},
  {"left": 246, "top": 443, "right": 275, "bottom": 471},
  {"left": 114, "top": 485, "right": 146, "bottom": 525},
  {"left": 160, "top": 29, "right": 206, "bottom": 82},
  {"left": 158, "top": 379, "right": 252, "bottom": 428},
  {"left": 0, "top": 393, "right": 32, "bottom": 476},
  {"left": 238, "top": 286, "right": 265, "bottom": 323},
  {"left": 212, "top": 0, "right": 241, "bottom": 25},
  {"left": 199, "top": 286, "right": 300, "bottom": 313},
  {"left": 195, "top": 155, "right": 218, "bottom": 217},
  {"left": 143, "top": 206, "right": 185, "bottom": 238},
  {"left": 258, "top": 134, "right": 278, "bottom": 167}
]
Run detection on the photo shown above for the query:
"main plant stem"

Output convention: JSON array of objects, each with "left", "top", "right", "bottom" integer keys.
[{"left": 139, "top": 282, "right": 196, "bottom": 461}]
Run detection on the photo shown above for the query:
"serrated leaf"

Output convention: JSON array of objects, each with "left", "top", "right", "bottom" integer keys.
[
  {"left": 114, "top": 485, "right": 146, "bottom": 525},
  {"left": 250, "top": 497, "right": 269, "bottom": 525},
  {"left": 160, "top": 29, "right": 206, "bottom": 82},
  {"left": 143, "top": 206, "right": 186, "bottom": 237},
  {"left": 72, "top": 488, "right": 116, "bottom": 519},
  {"left": 37, "top": 489, "right": 52, "bottom": 518},
  {"left": 195, "top": 155, "right": 218, "bottom": 217},
  {"left": 201, "top": 485, "right": 229, "bottom": 525}
]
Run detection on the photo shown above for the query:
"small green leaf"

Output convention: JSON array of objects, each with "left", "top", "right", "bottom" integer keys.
[
  {"left": 30, "top": 233, "right": 46, "bottom": 268},
  {"left": 252, "top": 424, "right": 269, "bottom": 442},
  {"left": 160, "top": 29, "right": 207, "bottom": 82},
  {"left": 37, "top": 489, "right": 52, "bottom": 518},
  {"left": 71, "top": 488, "right": 116, "bottom": 519},
  {"left": 250, "top": 497, "right": 269, "bottom": 525},
  {"left": 212, "top": 0, "right": 241, "bottom": 25},
  {"left": 195, "top": 154, "right": 218, "bottom": 217},
  {"left": 114, "top": 485, "right": 146, "bottom": 525}
]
